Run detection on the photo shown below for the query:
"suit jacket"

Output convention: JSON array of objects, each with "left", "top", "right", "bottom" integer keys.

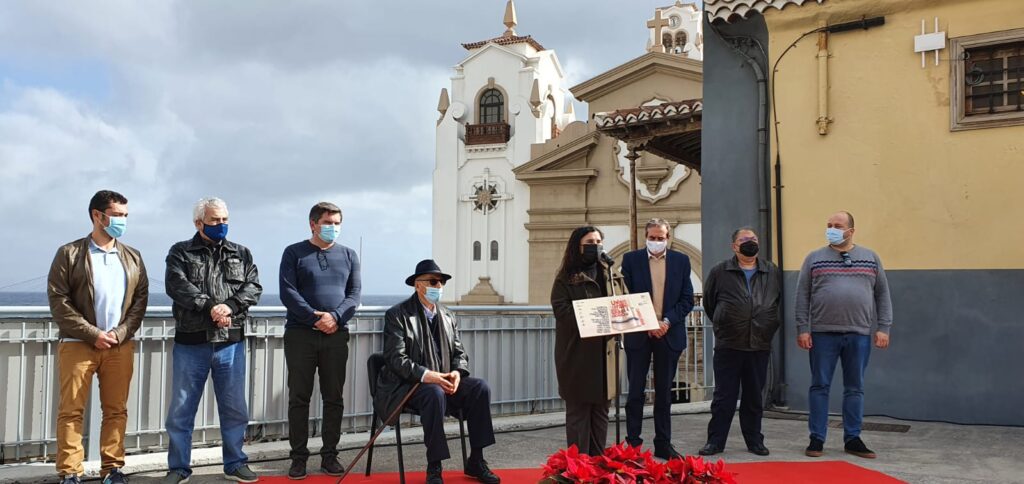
[
  {"left": 620, "top": 248, "right": 695, "bottom": 353},
  {"left": 373, "top": 294, "right": 470, "bottom": 418},
  {"left": 47, "top": 236, "right": 149, "bottom": 345}
]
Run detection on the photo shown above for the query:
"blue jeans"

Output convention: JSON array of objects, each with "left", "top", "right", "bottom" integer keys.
[
  {"left": 808, "top": 332, "right": 871, "bottom": 443},
  {"left": 166, "top": 341, "right": 249, "bottom": 477}
]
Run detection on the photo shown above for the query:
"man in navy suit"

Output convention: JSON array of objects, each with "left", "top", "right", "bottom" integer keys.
[{"left": 621, "top": 218, "right": 695, "bottom": 459}]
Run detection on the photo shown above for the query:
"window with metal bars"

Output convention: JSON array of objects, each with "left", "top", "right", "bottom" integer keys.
[
  {"left": 479, "top": 89, "right": 504, "bottom": 124},
  {"left": 965, "top": 41, "right": 1023, "bottom": 115}
]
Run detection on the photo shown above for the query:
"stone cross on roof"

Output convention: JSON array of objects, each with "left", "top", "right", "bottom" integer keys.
[{"left": 646, "top": 9, "right": 670, "bottom": 53}]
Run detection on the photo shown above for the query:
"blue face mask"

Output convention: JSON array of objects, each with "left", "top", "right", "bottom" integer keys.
[
  {"left": 825, "top": 227, "right": 847, "bottom": 246},
  {"left": 103, "top": 214, "right": 127, "bottom": 239},
  {"left": 203, "top": 223, "right": 229, "bottom": 241},
  {"left": 425, "top": 286, "right": 443, "bottom": 304},
  {"left": 319, "top": 224, "right": 341, "bottom": 243}
]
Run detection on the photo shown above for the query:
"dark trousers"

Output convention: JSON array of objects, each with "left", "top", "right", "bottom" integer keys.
[
  {"left": 284, "top": 327, "right": 350, "bottom": 461},
  {"left": 706, "top": 348, "right": 770, "bottom": 448},
  {"left": 625, "top": 338, "right": 682, "bottom": 448},
  {"left": 405, "top": 376, "right": 495, "bottom": 463},
  {"left": 564, "top": 400, "right": 610, "bottom": 457}
]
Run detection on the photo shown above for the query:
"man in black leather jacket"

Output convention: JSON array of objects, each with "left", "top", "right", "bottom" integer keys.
[
  {"left": 699, "top": 227, "right": 781, "bottom": 458},
  {"left": 374, "top": 260, "right": 499, "bottom": 484},
  {"left": 161, "top": 197, "right": 262, "bottom": 484}
]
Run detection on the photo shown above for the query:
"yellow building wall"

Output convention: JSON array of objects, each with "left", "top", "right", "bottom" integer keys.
[{"left": 764, "top": 0, "right": 1024, "bottom": 270}]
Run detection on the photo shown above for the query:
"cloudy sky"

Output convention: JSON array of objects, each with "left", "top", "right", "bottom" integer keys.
[{"left": 0, "top": 0, "right": 700, "bottom": 298}]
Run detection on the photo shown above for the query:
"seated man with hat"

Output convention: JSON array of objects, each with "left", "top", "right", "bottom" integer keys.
[{"left": 374, "top": 259, "right": 500, "bottom": 484}]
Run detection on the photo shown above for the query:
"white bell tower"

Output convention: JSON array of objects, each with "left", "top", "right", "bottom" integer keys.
[{"left": 433, "top": 0, "right": 574, "bottom": 304}]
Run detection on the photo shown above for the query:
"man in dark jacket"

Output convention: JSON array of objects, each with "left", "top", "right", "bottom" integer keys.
[
  {"left": 699, "top": 227, "right": 781, "bottom": 457},
  {"left": 621, "top": 218, "right": 694, "bottom": 460},
  {"left": 374, "top": 260, "right": 499, "bottom": 484},
  {"left": 162, "top": 197, "right": 262, "bottom": 484}
]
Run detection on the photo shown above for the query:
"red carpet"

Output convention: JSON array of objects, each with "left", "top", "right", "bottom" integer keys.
[{"left": 260, "top": 461, "right": 904, "bottom": 483}]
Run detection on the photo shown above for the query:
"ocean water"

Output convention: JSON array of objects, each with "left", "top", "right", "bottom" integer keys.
[{"left": 0, "top": 291, "right": 406, "bottom": 307}]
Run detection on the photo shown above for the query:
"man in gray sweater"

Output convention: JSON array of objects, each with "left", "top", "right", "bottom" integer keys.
[{"left": 795, "top": 211, "right": 892, "bottom": 459}]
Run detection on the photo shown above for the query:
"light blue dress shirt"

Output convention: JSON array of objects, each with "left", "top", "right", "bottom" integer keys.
[{"left": 89, "top": 238, "right": 127, "bottom": 334}]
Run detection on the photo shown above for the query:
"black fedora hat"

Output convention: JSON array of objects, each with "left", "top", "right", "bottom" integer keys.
[{"left": 405, "top": 259, "right": 452, "bottom": 286}]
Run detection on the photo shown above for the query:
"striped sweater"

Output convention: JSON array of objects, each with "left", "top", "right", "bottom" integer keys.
[{"left": 795, "top": 245, "right": 893, "bottom": 335}]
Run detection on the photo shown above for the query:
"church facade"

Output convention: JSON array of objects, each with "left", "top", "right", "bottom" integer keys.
[{"left": 433, "top": 1, "right": 704, "bottom": 305}]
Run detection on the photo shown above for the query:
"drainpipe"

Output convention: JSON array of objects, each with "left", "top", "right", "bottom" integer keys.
[
  {"left": 816, "top": 28, "right": 833, "bottom": 134},
  {"left": 709, "top": 25, "right": 783, "bottom": 404}
]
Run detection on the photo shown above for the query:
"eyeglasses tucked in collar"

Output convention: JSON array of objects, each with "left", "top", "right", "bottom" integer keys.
[
  {"left": 839, "top": 251, "right": 853, "bottom": 266},
  {"left": 316, "top": 251, "right": 329, "bottom": 271},
  {"left": 417, "top": 278, "right": 446, "bottom": 287}
]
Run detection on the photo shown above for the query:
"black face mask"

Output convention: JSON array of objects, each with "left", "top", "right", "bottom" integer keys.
[
  {"left": 581, "top": 243, "right": 602, "bottom": 265},
  {"left": 739, "top": 240, "right": 759, "bottom": 257}
]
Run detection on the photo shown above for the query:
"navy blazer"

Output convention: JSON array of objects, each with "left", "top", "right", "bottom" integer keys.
[{"left": 620, "top": 248, "right": 695, "bottom": 352}]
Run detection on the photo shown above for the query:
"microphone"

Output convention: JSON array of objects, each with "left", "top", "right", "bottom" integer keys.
[{"left": 600, "top": 251, "right": 616, "bottom": 266}]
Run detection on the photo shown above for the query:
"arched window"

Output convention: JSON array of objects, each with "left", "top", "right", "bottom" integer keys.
[
  {"left": 490, "top": 241, "right": 499, "bottom": 261},
  {"left": 473, "top": 241, "right": 481, "bottom": 261},
  {"left": 479, "top": 89, "right": 504, "bottom": 124},
  {"left": 675, "top": 31, "right": 687, "bottom": 47},
  {"left": 662, "top": 33, "right": 673, "bottom": 51}
]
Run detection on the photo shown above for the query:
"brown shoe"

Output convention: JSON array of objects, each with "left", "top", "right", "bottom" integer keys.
[
  {"left": 805, "top": 437, "right": 824, "bottom": 457},
  {"left": 844, "top": 437, "right": 877, "bottom": 459}
]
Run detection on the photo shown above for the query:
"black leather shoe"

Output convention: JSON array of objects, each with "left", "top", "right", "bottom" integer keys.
[
  {"left": 747, "top": 442, "right": 770, "bottom": 456},
  {"left": 287, "top": 459, "right": 306, "bottom": 480},
  {"left": 426, "top": 461, "right": 444, "bottom": 484},
  {"left": 654, "top": 443, "right": 683, "bottom": 460},
  {"left": 464, "top": 458, "right": 500, "bottom": 483},
  {"left": 320, "top": 456, "right": 343, "bottom": 476},
  {"left": 698, "top": 443, "right": 723, "bottom": 456},
  {"left": 844, "top": 437, "right": 876, "bottom": 459},
  {"left": 805, "top": 437, "right": 824, "bottom": 457}
]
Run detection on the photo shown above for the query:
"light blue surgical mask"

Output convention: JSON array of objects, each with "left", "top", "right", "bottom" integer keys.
[
  {"left": 425, "top": 287, "right": 443, "bottom": 304},
  {"left": 825, "top": 227, "right": 847, "bottom": 246},
  {"left": 319, "top": 224, "right": 341, "bottom": 243},
  {"left": 103, "top": 214, "right": 127, "bottom": 239}
]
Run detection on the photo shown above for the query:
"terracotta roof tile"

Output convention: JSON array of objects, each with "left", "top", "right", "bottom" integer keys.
[
  {"left": 462, "top": 34, "right": 546, "bottom": 52},
  {"left": 704, "top": 0, "right": 824, "bottom": 23},
  {"left": 594, "top": 99, "right": 703, "bottom": 129}
]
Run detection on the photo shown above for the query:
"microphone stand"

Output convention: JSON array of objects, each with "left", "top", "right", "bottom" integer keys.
[{"left": 601, "top": 253, "right": 625, "bottom": 444}]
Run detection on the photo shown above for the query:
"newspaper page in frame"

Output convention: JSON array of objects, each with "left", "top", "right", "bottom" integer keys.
[{"left": 572, "top": 292, "right": 661, "bottom": 338}]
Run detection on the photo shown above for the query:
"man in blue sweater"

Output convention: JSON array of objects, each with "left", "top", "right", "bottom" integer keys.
[
  {"left": 279, "top": 202, "right": 361, "bottom": 479},
  {"left": 796, "top": 211, "right": 892, "bottom": 460}
]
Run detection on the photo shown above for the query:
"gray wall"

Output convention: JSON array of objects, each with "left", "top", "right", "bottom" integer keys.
[
  {"left": 782, "top": 269, "right": 1024, "bottom": 426},
  {"left": 700, "top": 16, "right": 770, "bottom": 270}
]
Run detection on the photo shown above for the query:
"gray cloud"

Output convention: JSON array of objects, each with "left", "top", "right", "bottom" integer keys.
[{"left": 0, "top": 0, "right": 697, "bottom": 296}]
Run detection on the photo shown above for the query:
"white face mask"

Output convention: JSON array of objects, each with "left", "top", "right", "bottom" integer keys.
[{"left": 646, "top": 239, "right": 668, "bottom": 254}]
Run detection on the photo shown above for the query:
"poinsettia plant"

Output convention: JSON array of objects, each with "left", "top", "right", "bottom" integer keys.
[{"left": 540, "top": 442, "right": 737, "bottom": 484}]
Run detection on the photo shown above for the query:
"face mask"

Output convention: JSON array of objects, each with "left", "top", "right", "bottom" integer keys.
[
  {"left": 825, "top": 227, "right": 847, "bottom": 246},
  {"left": 203, "top": 223, "right": 229, "bottom": 241},
  {"left": 646, "top": 239, "right": 668, "bottom": 254},
  {"left": 739, "top": 240, "right": 759, "bottom": 257},
  {"left": 581, "top": 243, "right": 602, "bottom": 265},
  {"left": 319, "top": 224, "right": 340, "bottom": 243},
  {"left": 424, "top": 286, "right": 443, "bottom": 304},
  {"left": 102, "top": 214, "right": 127, "bottom": 239}
]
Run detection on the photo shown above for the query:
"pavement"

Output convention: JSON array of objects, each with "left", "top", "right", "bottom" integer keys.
[{"left": 3, "top": 403, "right": 1023, "bottom": 484}]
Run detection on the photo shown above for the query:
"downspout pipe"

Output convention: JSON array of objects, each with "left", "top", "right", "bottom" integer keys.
[{"left": 709, "top": 25, "right": 783, "bottom": 404}]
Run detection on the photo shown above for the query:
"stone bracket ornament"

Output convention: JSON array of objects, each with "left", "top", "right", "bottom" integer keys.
[{"left": 613, "top": 140, "right": 690, "bottom": 203}]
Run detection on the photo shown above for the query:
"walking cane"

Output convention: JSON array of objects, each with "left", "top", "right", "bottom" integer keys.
[{"left": 337, "top": 382, "right": 421, "bottom": 483}]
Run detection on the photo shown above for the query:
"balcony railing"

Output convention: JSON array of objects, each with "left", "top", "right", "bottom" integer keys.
[
  {"left": 0, "top": 305, "right": 711, "bottom": 463},
  {"left": 466, "top": 122, "right": 511, "bottom": 145}
]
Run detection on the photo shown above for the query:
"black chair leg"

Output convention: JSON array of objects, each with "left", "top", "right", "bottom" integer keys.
[
  {"left": 396, "top": 417, "right": 406, "bottom": 484},
  {"left": 458, "top": 412, "right": 468, "bottom": 468},
  {"left": 365, "top": 410, "right": 377, "bottom": 476}
]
